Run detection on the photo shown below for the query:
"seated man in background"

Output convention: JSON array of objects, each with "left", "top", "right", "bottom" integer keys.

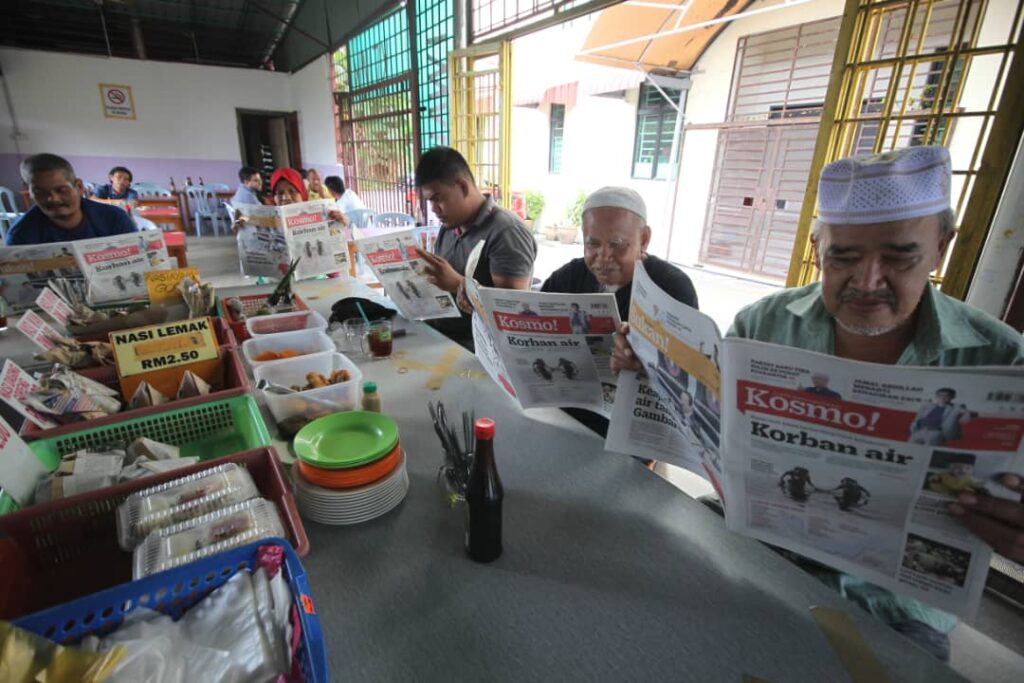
[
  {"left": 93, "top": 165, "right": 138, "bottom": 201},
  {"left": 413, "top": 146, "right": 537, "bottom": 350},
  {"left": 544, "top": 186, "right": 698, "bottom": 436},
  {"left": 231, "top": 166, "right": 263, "bottom": 206},
  {"left": 324, "top": 176, "right": 366, "bottom": 214},
  {"left": 305, "top": 168, "right": 330, "bottom": 201},
  {"left": 6, "top": 153, "right": 136, "bottom": 245},
  {"left": 613, "top": 145, "right": 1024, "bottom": 662}
]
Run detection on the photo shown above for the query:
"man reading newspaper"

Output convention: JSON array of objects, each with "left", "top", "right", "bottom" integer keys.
[{"left": 613, "top": 145, "right": 1024, "bottom": 662}]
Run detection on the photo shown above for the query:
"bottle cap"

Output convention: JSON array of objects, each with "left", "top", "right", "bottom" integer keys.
[
  {"left": 474, "top": 417, "right": 495, "bottom": 439},
  {"left": 363, "top": 381, "right": 377, "bottom": 393}
]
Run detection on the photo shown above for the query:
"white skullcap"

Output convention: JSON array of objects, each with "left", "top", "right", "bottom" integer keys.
[
  {"left": 583, "top": 186, "right": 647, "bottom": 222},
  {"left": 818, "top": 146, "right": 951, "bottom": 225}
]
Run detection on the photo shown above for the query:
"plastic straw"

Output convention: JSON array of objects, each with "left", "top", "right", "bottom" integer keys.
[{"left": 355, "top": 301, "right": 371, "bottom": 324}]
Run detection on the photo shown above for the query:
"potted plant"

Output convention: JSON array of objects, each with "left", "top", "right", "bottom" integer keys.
[
  {"left": 558, "top": 191, "right": 586, "bottom": 244},
  {"left": 524, "top": 190, "right": 545, "bottom": 233}
]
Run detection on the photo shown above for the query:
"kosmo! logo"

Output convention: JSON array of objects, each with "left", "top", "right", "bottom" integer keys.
[
  {"left": 366, "top": 248, "right": 402, "bottom": 266},
  {"left": 83, "top": 246, "right": 137, "bottom": 265},
  {"left": 493, "top": 313, "right": 570, "bottom": 334},
  {"left": 285, "top": 212, "right": 321, "bottom": 228}
]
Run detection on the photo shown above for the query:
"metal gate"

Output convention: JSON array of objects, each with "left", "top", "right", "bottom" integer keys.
[
  {"left": 700, "top": 124, "right": 818, "bottom": 279},
  {"left": 449, "top": 42, "right": 512, "bottom": 206}
]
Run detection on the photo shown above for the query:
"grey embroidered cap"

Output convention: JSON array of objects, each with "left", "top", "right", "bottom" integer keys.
[
  {"left": 583, "top": 186, "right": 647, "bottom": 222},
  {"left": 818, "top": 145, "right": 951, "bottom": 225}
]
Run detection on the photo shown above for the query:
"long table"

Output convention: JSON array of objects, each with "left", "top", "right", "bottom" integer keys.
[{"left": 0, "top": 279, "right": 964, "bottom": 682}]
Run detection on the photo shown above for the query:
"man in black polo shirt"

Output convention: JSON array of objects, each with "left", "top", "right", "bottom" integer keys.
[
  {"left": 542, "top": 186, "right": 698, "bottom": 436},
  {"left": 414, "top": 147, "right": 537, "bottom": 349}
]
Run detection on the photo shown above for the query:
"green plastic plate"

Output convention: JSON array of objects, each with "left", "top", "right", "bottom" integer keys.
[{"left": 294, "top": 411, "right": 400, "bottom": 469}]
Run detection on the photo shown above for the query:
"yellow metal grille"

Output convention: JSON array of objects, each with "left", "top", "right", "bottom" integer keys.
[
  {"left": 786, "top": 0, "right": 1024, "bottom": 296},
  {"left": 449, "top": 41, "right": 513, "bottom": 207}
]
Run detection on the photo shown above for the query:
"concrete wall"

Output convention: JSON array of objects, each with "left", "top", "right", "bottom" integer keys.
[{"left": 0, "top": 48, "right": 341, "bottom": 203}]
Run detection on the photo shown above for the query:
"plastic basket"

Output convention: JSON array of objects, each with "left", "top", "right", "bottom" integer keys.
[
  {"left": 21, "top": 346, "right": 251, "bottom": 441},
  {"left": 218, "top": 293, "right": 309, "bottom": 343},
  {"left": 13, "top": 538, "right": 328, "bottom": 682},
  {"left": 0, "top": 448, "right": 309, "bottom": 620},
  {"left": 246, "top": 309, "right": 328, "bottom": 337}
]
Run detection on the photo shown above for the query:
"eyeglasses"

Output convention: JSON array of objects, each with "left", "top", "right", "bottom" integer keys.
[
  {"left": 584, "top": 238, "right": 631, "bottom": 254},
  {"left": 30, "top": 184, "right": 79, "bottom": 202}
]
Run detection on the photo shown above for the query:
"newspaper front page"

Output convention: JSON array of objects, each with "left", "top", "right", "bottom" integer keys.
[
  {"left": 236, "top": 200, "right": 347, "bottom": 280},
  {"left": 475, "top": 287, "right": 620, "bottom": 412},
  {"left": 607, "top": 261, "right": 725, "bottom": 491},
  {"left": 721, "top": 339, "right": 1024, "bottom": 618},
  {"left": 72, "top": 233, "right": 171, "bottom": 304},
  {"left": 355, "top": 229, "right": 460, "bottom": 320},
  {"left": 0, "top": 244, "right": 84, "bottom": 313}
]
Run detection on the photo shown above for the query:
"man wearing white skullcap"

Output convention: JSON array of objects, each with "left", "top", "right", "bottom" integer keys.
[
  {"left": 614, "top": 146, "right": 1024, "bottom": 662},
  {"left": 544, "top": 186, "right": 698, "bottom": 436}
]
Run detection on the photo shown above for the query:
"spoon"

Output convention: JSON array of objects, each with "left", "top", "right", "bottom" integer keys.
[{"left": 255, "top": 378, "right": 346, "bottom": 412}]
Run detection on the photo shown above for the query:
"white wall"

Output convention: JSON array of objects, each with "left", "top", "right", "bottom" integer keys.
[
  {"left": 668, "top": 0, "right": 845, "bottom": 267},
  {"left": 0, "top": 47, "right": 342, "bottom": 192}
]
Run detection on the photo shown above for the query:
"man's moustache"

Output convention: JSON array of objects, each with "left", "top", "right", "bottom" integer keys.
[{"left": 839, "top": 288, "right": 895, "bottom": 305}]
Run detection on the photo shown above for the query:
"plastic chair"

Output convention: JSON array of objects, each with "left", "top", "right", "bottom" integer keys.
[
  {"left": 0, "top": 186, "right": 23, "bottom": 240},
  {"left": 209, "top": 183, "right": 231, "bottom": 193},
  {"left": 371, "top": 212, "right": 415, "bottom": 230},
  {"left": 345, "top": 208, "right": 374, "bottom": 230},
  {"left": 133, "top": 215, "right": 160, "bottom": 231},
  {"left": 185, "top": 186, "right": 225, "bottom": 236},
  {"left": 83, "top": 181, "right": 96, "bottom": 197},
  {"left": 135, "top": 185, "right": 173, "bottom": 198}
]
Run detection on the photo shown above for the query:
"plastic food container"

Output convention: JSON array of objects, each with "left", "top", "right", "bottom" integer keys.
[
  {"left": 116, "top": 463, "right": 259, "bottom": 550},
  {"left": 254, "top": 352, "right": 363, "bottom": 424},
  {"left": 242, "top": 329, "right": 336, "bottom": 368},
  {"left": 133, "top": 497, "right": 285, "bottom": 578},
  {"left": 218, "top": 293, "right": 309, "bottom": 343},
  {"left": 246, "top": 310, "right": 328, "bottom": 337}
]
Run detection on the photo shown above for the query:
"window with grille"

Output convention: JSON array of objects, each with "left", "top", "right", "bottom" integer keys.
[
  {"left": 416, "top": 0, "right": 454, "bottom": 151},
  {"left": 549, "top": 104, "right": 565, "bottom": 174},
  {"left": 631, "top": 84, "right": 683, "bottom": 181}
]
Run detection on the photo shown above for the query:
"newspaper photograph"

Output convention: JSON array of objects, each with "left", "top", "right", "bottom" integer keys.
[
  {"left": 236, "top": 200, "right": 347, "bottom": 280},
  {"left": 474, "top": 287, "right": 620, "bottom": 412},
  {"left": 0, "top": 243, "right": 84, "bottom": 313},
  {"left": 720, "top": 338, "right": 1024, "bottom": 618},
  {"left": 614, "top": 260, "right": 725, "bottom": 490},
  {"left": 72, "top": 232, "right": 171, "bottom": 304},
  {"left": 355, "top": 228, "right": 460, "bottom": 321}
]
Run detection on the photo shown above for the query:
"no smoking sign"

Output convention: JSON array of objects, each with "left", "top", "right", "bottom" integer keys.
[{"left": 99, "top": 83, "right": 136, "bottom": 119}]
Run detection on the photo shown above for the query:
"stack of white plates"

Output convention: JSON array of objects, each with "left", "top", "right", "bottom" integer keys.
[{"left": 292, "top": 451, "right": 410, "bottom": 525}]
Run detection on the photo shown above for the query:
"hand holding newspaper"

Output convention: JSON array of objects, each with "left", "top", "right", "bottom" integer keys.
[
  {"left": 354, "top": 228, "right": 459, "bottom": 320},
  {"left": 235, "top": 199, "right": 348, "bottom": 280},
  {"left": 614, "top": 260, "right": 1024, "bottom": 618}
]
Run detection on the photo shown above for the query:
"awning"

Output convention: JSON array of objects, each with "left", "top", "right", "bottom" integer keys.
[
  {"left": 513, "top": 64, "right": 645, "bottom": 106},
  {"left": 577, "top": 0, "right": 760, "bottom": 72}
]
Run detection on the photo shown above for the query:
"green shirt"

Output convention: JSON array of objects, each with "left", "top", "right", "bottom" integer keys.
[{"left": 728, "top": 283, "right": 1024, "bottom": 632}]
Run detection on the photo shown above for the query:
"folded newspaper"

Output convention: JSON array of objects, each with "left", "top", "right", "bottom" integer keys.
[
  {"left": 608, "top": 260, "right": 1024, "bottom": 618},
  {"left": 72, "top": 233, "right": 171, "bottom": 305},
  {"left": 0, "top": 243, "right": 85, "bottom": 313},
  {"left": 236, "top": 200, "right": 349, "bottom": 280},
  {"left": 354, "top": 228, "right": 459, "bottom": 320}
]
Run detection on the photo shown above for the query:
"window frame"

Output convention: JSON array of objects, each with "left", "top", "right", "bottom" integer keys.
[
  {"left": 548, "top": 103, "right": 566, "bottom": 174},
  {"left": 631, "top": 83, "right": 683, "bottom": 181}
]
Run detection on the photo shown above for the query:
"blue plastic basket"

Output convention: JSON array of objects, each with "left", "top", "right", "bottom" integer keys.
[{"left": 14, "top": 538, "right": 329, "bottom": 682}]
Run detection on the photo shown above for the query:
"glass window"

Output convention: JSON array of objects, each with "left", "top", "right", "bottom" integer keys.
[
  {"left": 632, "top": 83, "right": 684, "bottom": 180},
  {"left": 549, "top": 104, "right": 565, "bottom": 174}
]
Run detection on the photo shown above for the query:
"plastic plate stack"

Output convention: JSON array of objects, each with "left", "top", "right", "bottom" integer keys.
[{"left": 291, "top": 412, "right": 409, "bottom": 525}]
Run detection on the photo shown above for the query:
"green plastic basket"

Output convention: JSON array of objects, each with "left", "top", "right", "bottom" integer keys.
[{"left": 27, "top": 395, "right": 271, "bottom": 472}]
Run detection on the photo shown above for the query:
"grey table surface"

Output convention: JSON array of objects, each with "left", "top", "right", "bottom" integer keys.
[{"left": 0, "top": 280, "right": 965, "bottom": 682}]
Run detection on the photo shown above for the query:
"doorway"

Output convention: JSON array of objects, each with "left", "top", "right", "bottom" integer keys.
[{"left": 236, "top": 110, "right": 303, "bottom": 190}]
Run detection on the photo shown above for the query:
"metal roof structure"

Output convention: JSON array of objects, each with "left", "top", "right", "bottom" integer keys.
[{"left": 1, "top": 0, "right": 395, "bottom": 72}]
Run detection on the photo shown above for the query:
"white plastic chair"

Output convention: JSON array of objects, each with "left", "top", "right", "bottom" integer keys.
[
  {"left": 223, "top": 201, "right": 237, "bottom": 227},
  {"left": 345, "top": 208, "right": 374, "bottom": 230},
  {"left": 209, "top": 183, "right": 231, "bottom": 193},
  {"left": 371, "top": 212, "right": 416, "bottom": 230},
  {"left": 0, "top": 186, "right": 22, "bottom": 240},
  {"left": 135, "top": 185, "right": 173, "bottom": 198},
  {"left": 133, "top": 215, "right": 160, "bottom": 231},
  {"left": 83, "top": 181, "right": 96, "bottom": 196},
  {"left": 185, "top": 186, "right": 225, "bottom": 236}
]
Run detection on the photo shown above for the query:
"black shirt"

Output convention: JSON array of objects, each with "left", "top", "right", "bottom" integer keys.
[
  {"left": 428, "top": 196, "right": 537, "bottom": 349},
  {"left": 541, "top": 254, "right": 699, "bottom": 437}
]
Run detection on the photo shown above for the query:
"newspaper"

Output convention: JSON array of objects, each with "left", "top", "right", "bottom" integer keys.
[
  {"left": 72, "top": 232, "right": 171, "bottom": 304},
  {"left": 354, "top": 228, "right": 460, "bottom": 320},
  {"left": 619, "top": 260, "right": 1024, "bottom": 618},
  {"left": 0, "top": 243, "right": 84, "bottom": 313},
  {"left": 0, "top": 360, "right": 58, "bottom": 429},
  {"left": 235, "top": 200, "right": 349, "bottom": 280},
  {"left": 474, "top": 287, "right": 620, "bottom": 412}
]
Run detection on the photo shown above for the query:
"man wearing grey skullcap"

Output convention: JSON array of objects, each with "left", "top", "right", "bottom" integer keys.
[
  {"left": 542, "top": 186, "right": 697, "bottom": 322},
  {"left": 615, "top": 146, "right": 1023, "bottom": 662},
  {"left": 543, "top": 186, "right": 697, "bottom": 437}
]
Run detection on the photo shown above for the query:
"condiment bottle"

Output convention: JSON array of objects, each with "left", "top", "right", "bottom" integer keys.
[
  {"left": 361, "top": 381, "right": 382, "bottom": 413},
  {"left": 466, "top": 417, "right": 503, "bottom": 562}
]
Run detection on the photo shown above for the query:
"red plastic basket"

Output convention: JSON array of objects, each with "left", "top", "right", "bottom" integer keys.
[
  {"left": 0, "top": 447, "right": 308, "bottom": 621},
  {"left": 74, "top": 316, "right": 236, "bottom": 347},
  {"left": 221, "top": 294, "right": 309, "bottom": 343},
  {"left": 20, "top": 346, "right": 250, "bottom": 440}
]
